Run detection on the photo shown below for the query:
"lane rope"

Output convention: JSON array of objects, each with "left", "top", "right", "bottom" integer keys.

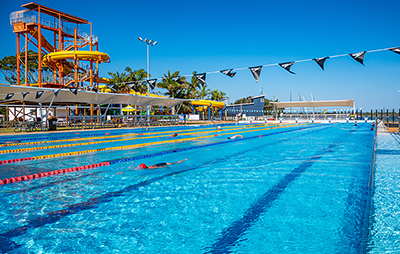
[
  {"left": 0, "top": 123, "right": 298, "bottom": 155},
  {"left": 0, "top": 124, "right": 321, "bottom": 186},
  {"left": 0, "top": 123, "right": 310, "bottom": 164}
]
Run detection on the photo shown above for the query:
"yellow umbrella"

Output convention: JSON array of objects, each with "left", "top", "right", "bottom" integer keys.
[{"left": 122, "top": 105, "right": 137, "bottom": 112}]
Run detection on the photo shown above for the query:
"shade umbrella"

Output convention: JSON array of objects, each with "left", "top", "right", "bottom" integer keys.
[{"left": 122, "top": 105, "right": 137, "bottom": 112}]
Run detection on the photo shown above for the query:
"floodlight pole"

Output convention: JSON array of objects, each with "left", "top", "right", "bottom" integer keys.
[
  {"left": 147, "top": 43, "right": 150, "bottom": 96},
  {"left": 138, "top": 37, "right": 158, "bottom": 122},
  {"left": 138, "top": 37, "right": 158, "bottom": 97}
]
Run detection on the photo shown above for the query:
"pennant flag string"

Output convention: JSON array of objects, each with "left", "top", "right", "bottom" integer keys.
[
  {"left": 107, "top": 45, "right": 399, "bottom": 85},
  {"left": 177, "top": 46, "right": 399, "bottom": 78}
]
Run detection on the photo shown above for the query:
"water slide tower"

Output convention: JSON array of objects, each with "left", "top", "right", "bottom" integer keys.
[{"left": 10, "top": 2, "right": 110, "bottom": 89}]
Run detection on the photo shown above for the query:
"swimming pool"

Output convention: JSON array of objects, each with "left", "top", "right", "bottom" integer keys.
[{"left": 0, "top": 123, "right": 376, "bottom": 253}]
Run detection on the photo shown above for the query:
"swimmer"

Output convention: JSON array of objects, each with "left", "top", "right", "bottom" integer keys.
[
  {"left": 371, "top": 122, "right": 375, "bottom": 127},
  {"left": 354, "top": 120, "right": 357, "bottom": 126},
  {"left": 217, "top": 126, "right": 222, "bottom": 130},
  {"left": 137, "top": 159, "right": 188, "bottom": 169},
  {"left": 1, "top": 140, "right": 21, "bottom": 144},
  {"left": 171, "top": 133, "right": 178, "bottom": 137},
  {"left": 228, "top": 135, "right": 243, "bottom": 140}
]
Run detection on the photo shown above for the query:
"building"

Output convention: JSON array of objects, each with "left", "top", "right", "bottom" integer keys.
[{"left": 223, "top": 95, "right": 265, "bottom": 119}]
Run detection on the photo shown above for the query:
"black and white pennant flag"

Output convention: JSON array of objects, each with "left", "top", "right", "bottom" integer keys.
[
  {"left": 5, "top": 93, "right": 14, "bottom": 100},
  {"left": 195, "top": 73, "right": 206, "bottom": 85},
  {"left": 313, "top": 57, "right": 329, "bottom": 70},
  {"left": 249, "top": 66, "right": 262, "bottom": 82},
  {"left": 69, "top": 88, "right": 78, "bottom": 95},
  {"left": 147, "top": 79, "right": 157, "bottom": 90},
  {"left": 107, "top": 84, "right": 116, "bottom": 92},
  {"left": 389, "top": 47, "right": 400, "bottom": 55},
  {"left": 279, "top": 62, "right": 296, "bottom": 74},
  {"left": 22, "top": 92, "right": 29, "bottom": 99},
  {"left": 35, "top": 91, "right": 44, "bottom": 99},
  {"left": 349, "top": 51, "right": 366, "bottom": 66},
  {"left": 220, "top": 69, "right": 236, "bottom": 78},
  {"left": 172, "top": 76, "right": 182, "bottom": 84},
  {"left": 53, "top": 89, "right": 60, "bottom": 97}
]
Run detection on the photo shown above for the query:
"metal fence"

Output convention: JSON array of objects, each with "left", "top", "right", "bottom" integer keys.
[{"left": 64, "top": 114, "right": 180, "bottom": 130}]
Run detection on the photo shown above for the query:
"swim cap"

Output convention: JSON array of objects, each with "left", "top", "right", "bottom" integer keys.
[{"left": 138, "top": 163, "right": 147, "bottom": 169}]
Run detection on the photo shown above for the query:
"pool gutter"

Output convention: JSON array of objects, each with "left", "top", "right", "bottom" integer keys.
[{"left": 362, "top": 119, "right": 379, "bottom": 253}]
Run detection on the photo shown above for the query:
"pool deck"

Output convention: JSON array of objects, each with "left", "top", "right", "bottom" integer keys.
[{"left": 368, "top": 121, "right": 400, "bottom": 251}]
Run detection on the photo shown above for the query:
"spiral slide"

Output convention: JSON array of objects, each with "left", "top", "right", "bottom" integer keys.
[
  {"left": 42, "top": 51, "right": 111, "bottom": 85},
  {"left": 42, "top": 51, "right": 110, "bottom": 63}
]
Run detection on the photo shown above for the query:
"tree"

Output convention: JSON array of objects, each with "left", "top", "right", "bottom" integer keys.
[
  {"left": 107, "top": 67, "right": 149, "bottom": 94},
  {"left": 0, "top": 50, "right": 49, "bottom": 85},
  {"left": 196, "top": 84, "right": 211, "bottom": 100},
  {"left": 124, "top": 67, "right": 148, "bottom": 94},
  {"left": 234, "top": 96, "right": 252, "bottom": 104},
  {"left": 156, "top": 70, "right": 187, "bottom": 98},
  {"left": 107, "top": 70, "right": 129, "bottom": 93},
  {"left": 210, "top": 89, "right": 228, "bottom": 102}
]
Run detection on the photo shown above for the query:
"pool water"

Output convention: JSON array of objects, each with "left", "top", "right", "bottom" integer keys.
[
  {"left": 0, "top": 123, "right": 376, "bottom": 253},
  {"left": 367, "top": 132, "right": 400, "bottom": 253}
]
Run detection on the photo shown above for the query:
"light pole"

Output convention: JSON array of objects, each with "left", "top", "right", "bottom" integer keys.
[{"left": 138, "top": 37, "right": 158, "bottom": 96}]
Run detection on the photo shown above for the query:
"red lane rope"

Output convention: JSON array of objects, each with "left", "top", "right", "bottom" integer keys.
[{"left": 0, "top": 162, "right": 110, "bottom": 185}]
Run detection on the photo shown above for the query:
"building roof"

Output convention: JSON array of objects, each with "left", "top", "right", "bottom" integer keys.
[
  {"left": 0, "top": 84, "right": 186, "bottom": 107},
  {"left": 22, "top": 2, "right": 88, "bottom": 24},
  {"left": 251, "top": 94, "right": 267, "bottom": 99},
  {"left": 226, "top": 102, "right": 254, "bottom": 108},
  {"left": 272, "top": 100, "right": 355, "bottom": 109}
]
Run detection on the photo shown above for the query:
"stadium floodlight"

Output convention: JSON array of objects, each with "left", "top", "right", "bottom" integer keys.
[{"left": 138, "top": 37, "right": 158, "bottom": 97}]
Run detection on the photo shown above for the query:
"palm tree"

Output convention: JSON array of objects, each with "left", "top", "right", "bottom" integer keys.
[
  {"left": 107, "top": 70, "right": 129, "bottom": 93},
  {"left": 157, "top": 70, "right": 187, "bottom": 98},
  {"left": 196, "top": 84, "right": 211, "bottom": 100},
  {"left": 125, "top": 67, "right": 148, "bottom": 94},
  {"left": 157, "top": 70, "right": 187, "bottom": 114},
  {"left": 210, "top": 89, "right": 228, "bottom": 102}
]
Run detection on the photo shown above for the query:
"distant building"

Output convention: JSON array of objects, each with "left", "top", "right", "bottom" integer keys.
[{"left": 223, "top": 95, "right": 265, "bottom": 118}]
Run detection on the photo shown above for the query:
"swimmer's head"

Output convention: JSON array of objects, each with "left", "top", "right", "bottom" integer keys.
[
  {"left": 217, "top": 126, "right": 221, "bottom": 130},
  {"left": 138, "top": 163, "right": 147, "bottom": 169}
]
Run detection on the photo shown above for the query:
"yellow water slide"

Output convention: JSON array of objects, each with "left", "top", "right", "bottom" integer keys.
[
  {"left": 43, "top": 51, "right": 110, "bottom": 62},
  {"left": 98, "top": 85, "right": 165, "bottom": 97},
  {"left": 42, "top": 51, "right": 110, "bottom": 84},
  {"left": 191, "top": 100, "right": 225, "bottom": 112}
]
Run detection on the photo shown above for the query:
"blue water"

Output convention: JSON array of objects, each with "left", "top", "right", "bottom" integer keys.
[
  {"left": 367, "top": 132, "right": 400, "bottom": 253},
  {"left": 0, "top": 123, "right": 376, "bottom": 253}
]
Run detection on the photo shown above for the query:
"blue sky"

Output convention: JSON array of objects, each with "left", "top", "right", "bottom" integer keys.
[{"left": 1, "top": 0, "right": 399, "bottom": 110}]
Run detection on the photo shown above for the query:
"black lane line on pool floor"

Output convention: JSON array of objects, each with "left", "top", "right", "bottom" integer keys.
[
  {"left": 206, "top": 142, "right": 339, "bottom": 254},
  {"left": 0, "top": 125, "right": 328, "bottom": 253}
]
